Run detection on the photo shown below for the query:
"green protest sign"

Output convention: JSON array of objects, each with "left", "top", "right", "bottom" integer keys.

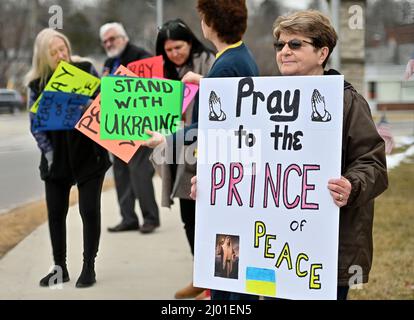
[{"left": 100, "top": 77, "right": 183, "bottom": 140}]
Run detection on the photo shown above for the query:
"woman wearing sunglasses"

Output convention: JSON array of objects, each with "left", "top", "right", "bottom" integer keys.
[
  {"left": 273, "top": 10, "right": 387, "bottom": 300},
  {"left": 191, "top": 10, "right": 388, "bottom": 300}
]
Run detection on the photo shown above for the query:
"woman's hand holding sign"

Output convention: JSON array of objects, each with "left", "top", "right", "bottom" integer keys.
[
  {"left": 142, "top": 130, "right": 166, "bottom": 148},
  {"left": 190, "top": 175, "right": 197, "bottom": 200},
  {"left": 328, "top": 176, "right": 352, "bottom": 207},
  {"left": 182, "top": 71, "right": 203, "bottom": 85}
]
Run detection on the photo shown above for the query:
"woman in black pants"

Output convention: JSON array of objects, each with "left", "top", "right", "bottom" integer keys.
[
  {"left": 151, "top": 19, "right": 215, "bottom": 299},
  {"left": 25, "top": 28, "right": 111, "bottom": 288}
]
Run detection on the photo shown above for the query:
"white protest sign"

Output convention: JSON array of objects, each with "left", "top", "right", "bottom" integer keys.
[{"left": 194, "top": 75, "right": 344, "bottom": 300}]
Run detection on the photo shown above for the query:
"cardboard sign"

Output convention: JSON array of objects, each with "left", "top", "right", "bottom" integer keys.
[
  {"left": 75, "top": 65, "right": 142, "bottom": 163},
  {"left": 30, "top": 60, "right": 100, "bottom": 113},
  {"left": 127, "top": 55, "right": 164, "bottom": 78},
  {"left": 32, "top": 91, "right": 89, "bottom": 131},
  {"left": 182, "top": 83, "right": 199, "bottom": 114},
  {"left": 194, "top": 75, "right": 344, "bottom": 300},
  {"left": 100, "top": 76, "right": 183, "bottom": 141}
]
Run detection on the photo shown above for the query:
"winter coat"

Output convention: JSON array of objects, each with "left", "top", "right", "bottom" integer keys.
[
  {"left": 152, "top": 50, "right": 215, "bottom": 207},
  {"left": 29, "top": 61, "right": 111, "bottom": 184},
  {"left": 326, "top": 69, "right": 388, "bottom": 285}
]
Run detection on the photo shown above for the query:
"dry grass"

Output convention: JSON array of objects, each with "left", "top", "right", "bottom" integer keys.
[
  {"left": 391, "top": 144, "right": 411, "bottom": 155},
  {"left": 0, "top": 200, "right": 47, "bottom": 258},
  {"left": 349, "top": 157, "right": 414, "bottom": 300},
  {"left": 0, "top": 178, "right": 114, "bottom": 259}
]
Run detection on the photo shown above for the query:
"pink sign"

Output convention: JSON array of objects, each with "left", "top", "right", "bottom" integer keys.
[
  {"left": 75, "top": 65, "right": 143, "bottom": 163},
  {"left": 152, "top": 75, "right": 199, "bottom": 115},
  {"left": 182, "top": 83, "right": 199, "bottom": 114}
]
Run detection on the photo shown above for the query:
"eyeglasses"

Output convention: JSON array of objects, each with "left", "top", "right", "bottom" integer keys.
[
  {"left": 273, "top": 39, "right": 314, "bottom": 51},
  {"left": 102, "top": 35, "right": 123, "bottom": 46}
]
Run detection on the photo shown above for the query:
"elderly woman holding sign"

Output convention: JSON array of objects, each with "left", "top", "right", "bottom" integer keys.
[
  {"left": 25, "top": 28, "right": 111, "bottom": 288},
  {"left": 191, "top": 10, "right": 388, "bottom": 300}
]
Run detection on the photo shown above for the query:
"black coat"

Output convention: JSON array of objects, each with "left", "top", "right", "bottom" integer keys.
[
  {"left": 103, "top": 42, "right": 151, "bottom": 74},
  {"left": 29, "top": 61, "right": 111, "bottom": 184}
]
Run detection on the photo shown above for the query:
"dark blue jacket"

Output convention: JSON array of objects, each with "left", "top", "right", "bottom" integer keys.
[{"left": 182, "top": 42, "right": 259, "bottom": 144}]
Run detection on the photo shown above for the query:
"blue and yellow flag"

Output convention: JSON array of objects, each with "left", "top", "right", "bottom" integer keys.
[{"left": 246, "top": 267, "right": 276, "bottom": 297}]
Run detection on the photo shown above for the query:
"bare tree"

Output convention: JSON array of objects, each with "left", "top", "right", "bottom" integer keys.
[{"left": 0, "top": 0, "right": 37, "bottom": 87}]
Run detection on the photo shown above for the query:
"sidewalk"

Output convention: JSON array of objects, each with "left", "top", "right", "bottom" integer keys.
[{"left": 0, "top": 177, "right": 194, "bottom": 299}]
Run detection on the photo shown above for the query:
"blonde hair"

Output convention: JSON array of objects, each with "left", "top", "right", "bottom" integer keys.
[
  {"left": 273, "top": 10, "right": 338, "bottom": 68},
  {"left": 25, "top": 28, "right": 75, "bottom": 87}
]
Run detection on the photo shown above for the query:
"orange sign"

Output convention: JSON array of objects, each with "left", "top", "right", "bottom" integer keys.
[
  {"left": 127, "top": 55, "right": 164, "bottom": 78},
  {"left": 75, "top": 65, "right": 143, "bottom": 163}
]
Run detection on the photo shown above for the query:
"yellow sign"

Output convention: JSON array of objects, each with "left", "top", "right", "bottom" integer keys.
[{"left": 30, "top": 61, "right": 100, "bottom": 113}]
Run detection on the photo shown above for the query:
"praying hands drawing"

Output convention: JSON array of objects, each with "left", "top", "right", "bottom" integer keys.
[
  {"left": 311, "top": 89, "right": 331, "bottom": 122},
  {"left": 208, "top": 91, "right": 226, "bottom": 121}
]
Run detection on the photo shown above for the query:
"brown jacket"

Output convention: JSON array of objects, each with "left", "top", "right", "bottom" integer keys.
[{"left": 329, "top": 69, "right": 388, "bottom": 286}]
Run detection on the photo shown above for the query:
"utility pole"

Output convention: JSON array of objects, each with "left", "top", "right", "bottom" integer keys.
[
  {"left": 330, "top": 0, "right": 341, "bottom": 70},
  {"left": 156, "top": 0, "right": 163, "bottom": 29}
]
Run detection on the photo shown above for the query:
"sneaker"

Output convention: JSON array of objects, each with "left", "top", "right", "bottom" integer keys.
[{"left": 174, "top": 282, "right": 205, "bottom": 299}]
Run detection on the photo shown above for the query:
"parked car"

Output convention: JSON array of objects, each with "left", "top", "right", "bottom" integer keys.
[{"left": 0, "top": 89, "right": 24, "bottom": 114}]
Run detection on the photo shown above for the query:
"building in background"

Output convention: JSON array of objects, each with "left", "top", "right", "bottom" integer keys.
[{"left": 366, "top": 23, "right": 414, "bottom": 112}]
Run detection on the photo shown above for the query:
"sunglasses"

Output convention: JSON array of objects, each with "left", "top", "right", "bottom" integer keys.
[
  {"left": 273, "top": 39, "right": 314, "bottom": 51},
  {"left": 158, "top": 21, "right": 188, "bottom": 32}
]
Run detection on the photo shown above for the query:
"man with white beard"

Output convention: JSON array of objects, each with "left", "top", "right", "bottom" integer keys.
[
  {"left": 100, "top": 22, "right": 151, "bottom": 76},
  {"left": 99, "top": 22, "right": 160, "bottom": 234}
]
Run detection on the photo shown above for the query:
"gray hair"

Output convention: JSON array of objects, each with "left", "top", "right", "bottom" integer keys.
[{"left": 99, "top": 22, "right": 129, "bottom": 41}]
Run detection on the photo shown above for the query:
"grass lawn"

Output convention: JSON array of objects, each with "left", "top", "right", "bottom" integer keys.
[{"left": 349, "top": 156, "right": 414, "bottom": 299}]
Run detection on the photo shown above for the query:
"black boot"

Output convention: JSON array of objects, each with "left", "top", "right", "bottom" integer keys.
[
  {"left": 75, "top": 261, "right": 96, "bottom": 288},
  {"left": 39, "top": 264, "right": 70, "bottom": 287}
]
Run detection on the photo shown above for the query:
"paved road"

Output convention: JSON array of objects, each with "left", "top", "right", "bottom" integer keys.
[{"left": 0, "top": 112, "right": 44, "bottom": 213}]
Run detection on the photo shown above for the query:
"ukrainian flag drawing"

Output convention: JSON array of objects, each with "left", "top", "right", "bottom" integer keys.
[{"left": 246, "top": 267, "right": 276, "bottom": 297}]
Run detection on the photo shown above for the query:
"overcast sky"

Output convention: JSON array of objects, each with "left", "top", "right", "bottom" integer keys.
[{"left": 276, "top": 0, "right": 311, "bottom": 9}]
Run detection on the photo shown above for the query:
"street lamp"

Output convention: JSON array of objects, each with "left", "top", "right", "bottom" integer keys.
[{"left": 156, "top": 0, "right": 163, "bottom": 29}]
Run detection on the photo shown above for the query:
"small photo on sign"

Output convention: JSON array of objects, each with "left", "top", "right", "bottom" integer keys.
[{"left": 214, "top": 234, "right": 240, "bottom": 279}]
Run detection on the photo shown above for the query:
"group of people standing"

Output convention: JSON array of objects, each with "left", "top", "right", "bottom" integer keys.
[{"left": 25, "top": 0, "right": 387, "bottom": 300}]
